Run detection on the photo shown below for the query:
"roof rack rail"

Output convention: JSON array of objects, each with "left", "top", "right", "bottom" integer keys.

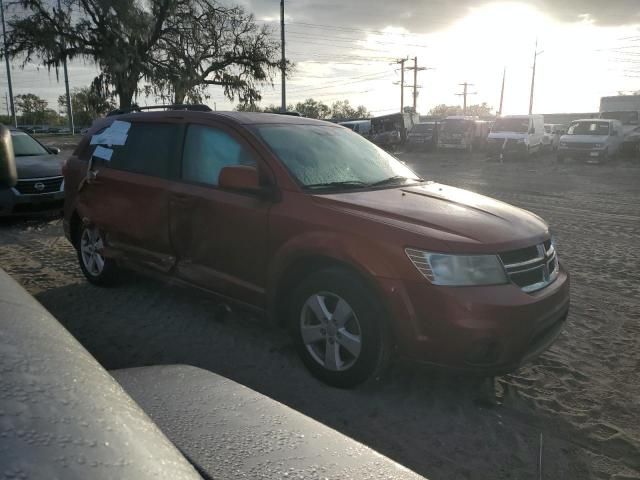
[{"left": 106, "top": 104, "right": 212, "bottom": 116}]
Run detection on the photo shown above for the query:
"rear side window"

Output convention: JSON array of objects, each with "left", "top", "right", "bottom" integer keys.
[
  {"left": 181, "top": 124, "right": 257, "bottom": 186},
  {"left": 90, "top": 122, "right": 180, "bottom": 178}
]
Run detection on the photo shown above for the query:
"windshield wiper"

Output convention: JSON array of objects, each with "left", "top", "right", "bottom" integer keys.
[
  {"left": 368, "top": 175, "right": 422, "bottom": 187},
  {"left": 305, "top": 180, "right": 369, "bottom": 190}
]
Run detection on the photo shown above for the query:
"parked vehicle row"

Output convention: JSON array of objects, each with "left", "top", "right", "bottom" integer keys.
[{"left": 438, "top": 116, "right": 491, "bottom": 153}]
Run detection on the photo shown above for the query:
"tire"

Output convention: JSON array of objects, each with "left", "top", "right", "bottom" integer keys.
[
  {"left": 289, "top": 267, "right": 389, "bottom": 388},
  {"left": 76, "top": 223, "right": 119, "bottom": 286}
]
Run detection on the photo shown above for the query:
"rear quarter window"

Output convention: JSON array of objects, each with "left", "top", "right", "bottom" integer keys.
[{"left": 87, "top": 122, "right": 182, "bottom": 178}]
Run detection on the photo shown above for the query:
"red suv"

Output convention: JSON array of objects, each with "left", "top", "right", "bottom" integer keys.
[{"left": 63, "top": 108, "right": 570, "bottom": 387}]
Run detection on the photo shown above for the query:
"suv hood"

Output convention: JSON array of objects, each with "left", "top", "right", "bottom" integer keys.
[
  {"left": 317, "top": 182, "right": 548, "bottom": 251},
  {"left": 16, "top": 154, "right": 63, "bottom": 179},
  {"left": 560, "top": 134, "right": 608, "bottom": 144}
]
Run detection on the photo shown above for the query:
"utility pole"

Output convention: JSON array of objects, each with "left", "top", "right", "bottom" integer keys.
[
  {"left": 409, "top": 57, "right": 427, "bottom": 111},
  {"left": 280, "top": 0, "right": 286, "bottom": 112},
  {"left": 4, "top": 92, "right": 8, "bottom": 116},
  {"left": 397, "top": 58, "right": 406, "bottom": 113},
  {"left": 456, "top": 82, "right": 476, "bottom": 115},
  {"left": 498, "top": 67, "right": 506, "bottom": 116},
  {"left": 57, "top": 0, "right": 74, "bottom": 133},
  {"left": 1, "top": 0, "right": 16, "bottom": 127},
  {"left": 529, "top": 39, "right": 544, "bottom": 115}
]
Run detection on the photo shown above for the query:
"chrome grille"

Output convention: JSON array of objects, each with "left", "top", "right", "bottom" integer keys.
[
  {"left": 15, "top": 176, "right": 64, "bottom": 195},
  {"left": 499, "top": 242, "right": 559, "bottom": 293},
  {"left": 565, "top": 142, "right": 598, "bottom": 149}
]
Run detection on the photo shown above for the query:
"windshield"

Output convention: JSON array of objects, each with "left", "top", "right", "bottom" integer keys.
[
  {"left": 600, "top": 111, "right": 638, "bottom": 124},
  {"left": 492, "top": 118, "right": 529, "bottom": 133},
  {"left": 412, "top": 123, "right": 434, "bottom": 133},
  {"left": 10, "top": 132, "right": 49, "bottom": 156},
  {"left": 441, "top": 119, "right": 472, "bottom": 134},
  {"left": 567, "top": 121, "right": 611, "bottom": 136},
  {"left": 254, "top": 124, "right": 421, "bottom": 189}
]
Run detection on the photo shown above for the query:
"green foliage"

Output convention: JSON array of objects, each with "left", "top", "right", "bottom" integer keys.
[
  {"left": 5, "top": 0, "right": 178, "bottom": 109},
  {"left": 292, "top": 98, "right": 331, "bottom": 119},
  {"left": 236, "top": 98, "right": 371, "bottom": 120},
  {"left": 58, "top": 87, "right": 116, "bottom": 127},
  {"left": 15, "top": 93, "right": 49, "bottom": 124},
  {"left": 148, "top": 1, "right": 285, "bottom": 105},
  {"left": 5, "top": 0, "right": 282, "bottom": 109},
  {"left": 329, "top": 99, "right": 370, "bottom": 121}
]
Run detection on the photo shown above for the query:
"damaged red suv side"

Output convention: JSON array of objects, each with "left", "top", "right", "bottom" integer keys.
[{"left": 63, "top": 109, "right": 570, "bottom": 387}]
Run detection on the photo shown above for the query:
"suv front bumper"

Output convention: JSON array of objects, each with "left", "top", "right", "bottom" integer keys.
[
  {"left": 558, "top": 146, "right": 607, "bottom": 159},
  {"left": 0, "top": 186, "right": 65, "bottom": 217},
  {"left": 378, "top": 266, "right": 570, "bottom": 374}
]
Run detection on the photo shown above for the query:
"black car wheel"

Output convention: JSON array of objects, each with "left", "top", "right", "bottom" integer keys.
[
  {"left": 290, "top": 268, "right": 389, "bottom": 388},
  {"left": 76, "top": 223, "right": 119, "bottom": 286}
]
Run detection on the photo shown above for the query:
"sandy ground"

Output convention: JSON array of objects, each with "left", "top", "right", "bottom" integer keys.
[{"left": 1, "top": 149, "right": 639, "bottom": 480}]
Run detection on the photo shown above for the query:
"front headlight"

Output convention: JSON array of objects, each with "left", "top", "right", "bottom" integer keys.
[
  {"left": 405, "top": 249, "right": 508, "bottom": 286},
  {"left": 559, "top": 141, "right": 568, "bottom": 147}
]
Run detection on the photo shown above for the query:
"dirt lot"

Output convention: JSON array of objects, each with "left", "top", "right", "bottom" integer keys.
[{"left": 1, "top": 149, "right": 639, "bottom": 480}]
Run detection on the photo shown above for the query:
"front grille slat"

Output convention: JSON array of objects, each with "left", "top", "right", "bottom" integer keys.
[
  {"left": 500, "top": 241, "right": 558, "bottom": 293},
  {"left": 15, "top": 177, "right": 63, "bottom": 195}
]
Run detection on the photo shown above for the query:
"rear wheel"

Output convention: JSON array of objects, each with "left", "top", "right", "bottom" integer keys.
[
  {"left": 290, "top": 268, "right": 389, "bottom": 388},
  {"left": 77, "top": 223, "right": 119, "bottom": 286}
]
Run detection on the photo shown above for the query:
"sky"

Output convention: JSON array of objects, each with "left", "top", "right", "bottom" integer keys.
[{"left": 1, "top": 0, "right": 640, "bottom": 118}]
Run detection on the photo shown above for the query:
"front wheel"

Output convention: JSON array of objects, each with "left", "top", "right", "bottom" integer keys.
[
  {"left": 290, "top": 268, "right": 389, "bottom": 388},
  {"left": 77, "top": 223, "right": 119, "bottom": 286}
]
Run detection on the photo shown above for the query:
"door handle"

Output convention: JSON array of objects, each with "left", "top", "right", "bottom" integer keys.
[
  {"left": 170, "top": 193, "right": 194, "bottom": 206},
  {"left": 87, "top": 169, "right": 99, "bottom": 184}
]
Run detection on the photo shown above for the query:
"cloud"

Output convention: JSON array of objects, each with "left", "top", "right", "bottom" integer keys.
[{"left": 239, "top": 0, "right": 640, "bottom": 32}]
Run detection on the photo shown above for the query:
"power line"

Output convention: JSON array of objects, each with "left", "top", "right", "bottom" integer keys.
[
  {"left": 280, "top": 36, "right": 401, "bottom": 55},
  {"left": 275, "top": 20, "right": 439, "bottom": 40},
  {"left": 284, "top": 29, "right": 430, "bottom": 49},
  {"left": 286, "top": 70, "right": 395, "bottom": 94}
]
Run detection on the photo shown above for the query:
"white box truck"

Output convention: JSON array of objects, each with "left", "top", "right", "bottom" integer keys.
[{"left": 599, "top": 95, "right": 640, "bottom": 155}]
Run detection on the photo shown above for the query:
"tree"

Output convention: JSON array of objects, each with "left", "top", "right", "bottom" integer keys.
[
  {"left": 466, "top": 102, "right": 494, "bottom": 117},
  {"left": 58, "top": 87, "right": 116, "bottom": 127},
  {"left": 148, "top": 1, "right": 285, "bottom": 105},
  {"left": 429, "top": 104, "right": 462, "bottom": 117},
  {"left": 330, "top": 100, "right": 370, "bottom": 121},
  {"left": 6, "top": 0, "right": 190, "bottom": 109},
  {"left": 429, "top": 103, "right": 494, "bottom": 118},
  {"left": 15, "top": 93, "right": 48, "bottom": 124},
  {"left": 292, "top": 98, "right": 331, "bottom": 119}
]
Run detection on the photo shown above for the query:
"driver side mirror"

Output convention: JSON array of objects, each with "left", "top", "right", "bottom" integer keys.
[
  {"left": 0, "top": 125, "right": 17, "bottom": 188},
  {"left": 219, "top": 165, "right": 261, "bottom": 193},
  {"left": 48, "top": 146, "right": 61, "bottom": 155}
]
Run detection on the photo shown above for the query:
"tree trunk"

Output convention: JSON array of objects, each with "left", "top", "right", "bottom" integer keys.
[
  {"left": 116, "top": 73, "right": 140, "bottom": 111},
  {"left": 173, "top": 86, "right": 186, "bottom": 105}
]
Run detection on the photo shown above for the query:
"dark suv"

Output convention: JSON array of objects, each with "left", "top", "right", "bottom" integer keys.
[
  {"left": 62, "top": 108, "right": 570, "bottom": 387},
  {"left": 0, "top": 128, "right": 64, "bottom": 216}
]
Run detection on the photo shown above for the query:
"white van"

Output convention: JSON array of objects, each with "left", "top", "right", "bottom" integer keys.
[
  {"left": 557, "top": 118, "right": 624, "bottom": 163},
  {"left": 487, "top": 114, "right": 545, "bottom": 158}
]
